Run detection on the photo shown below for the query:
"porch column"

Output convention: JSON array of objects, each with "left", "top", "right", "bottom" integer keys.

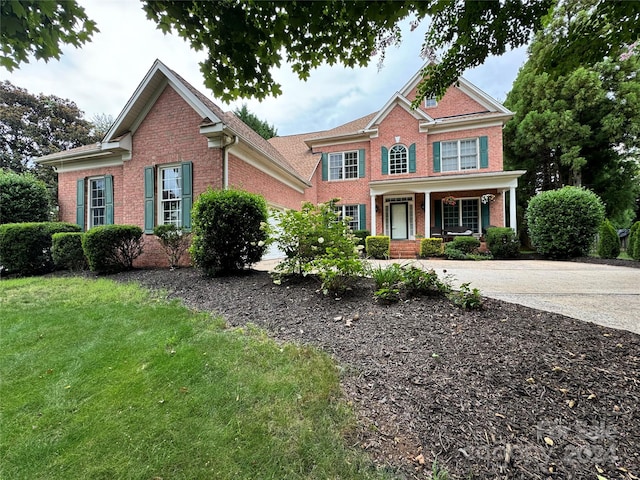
[
  {"left": 370, "top": 194, "right": 377, "bottom": 236},
  {"left": 424, "top": 191, "right": 431, "bottom": 238},
  {"left": 509, "top": 187, "right": 517, "bottom": 232}
]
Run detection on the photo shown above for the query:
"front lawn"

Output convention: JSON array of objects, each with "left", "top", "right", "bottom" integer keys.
[{"left": 0, "top": 277, "right": 388, "bottom": 480}]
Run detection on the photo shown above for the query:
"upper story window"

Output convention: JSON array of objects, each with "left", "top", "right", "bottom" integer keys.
[
  {"left": 88, "top": 177, "right": 106, "bottom": 228},
  {"left": 425, "top": 97, "right": 437, "bottom": 108},
  {"left": 329, "top": 151, "right": 359, "bottom": 180},
  {"left": 336, "top": 204, "right": 363, "bottom": 231},
  {"left": 441, "top": 139, "right": 479, "bottom": 172},
  {"left": 389, "top": 144, "right": 408, "bottom": 174},
  {"left": 159, "top": 165, "right": 182, "bottom": 227}
]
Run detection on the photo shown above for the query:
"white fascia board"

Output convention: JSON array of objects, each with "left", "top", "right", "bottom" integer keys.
[
  {"left": 306, "top": 133, "right": 371, "bottom": 149},
  {"left": 369, "top": 170, "right": 526, "bottom": 196},
  {"left": 49, "top": 155, "right": 125, "bottom": 173},
  {"left": 228, "top": 141, "right": 309, "bottom": 193},
  {"left": 456, "top": 77, "right": 513, "bottom": 114},
  {"left": 421, "top": 116, "right": 511, "bottom": 134},
  {"left": 365, "top": 93, "right": 433, "bottom": 130}
]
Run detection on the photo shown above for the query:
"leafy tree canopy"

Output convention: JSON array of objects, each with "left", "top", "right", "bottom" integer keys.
[
  {"left": 0, "top": 0, "right": 98, "bottom": 71},
  {"left": 234, "top": 104, "right": 278, "bottom": 140}
]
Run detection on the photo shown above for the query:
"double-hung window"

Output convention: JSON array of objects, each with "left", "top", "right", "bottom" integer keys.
[
  {"left": 443, "top": 198, "right": 480, "bottom": 233},
  {"left": 329, "top": 151, "right": 359, "bottom": 180},
  {"left": 389, "top": 145, "right": 408, "bottom": 174},
  {"left": 88, "top": 177, "right": 106, "bottom": 228},
  {"left": 76, "top": 175, "right": 113, "bottom": 230},
  {"left": 336, "top": 204, "right": 366, "bottom": 231},
  {"left": 144, "top": 162, "right": 193, "bottom": 233},
  {"left": 441, "top": 139, "right": 478, "bottom": 172}
]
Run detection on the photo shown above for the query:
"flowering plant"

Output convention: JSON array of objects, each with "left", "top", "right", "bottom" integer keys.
[
  {"left": 443, "top": 195, "right": 457, "bottom": 206},
  {"left": 481, "top": 193, "right": 496, "bottom": 204}
]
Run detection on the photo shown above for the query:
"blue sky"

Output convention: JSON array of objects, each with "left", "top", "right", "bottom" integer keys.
[{"left": 3, "top": 0, "right": 529, "bottom": 137}]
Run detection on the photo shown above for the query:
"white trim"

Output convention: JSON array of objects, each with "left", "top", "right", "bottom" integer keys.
[
  {"left": 328, "top": 150, "right": 359, "bottom": 181},
  {"left": 420, "top": 117, "right": 510, "bottom": 134},
  {"left": 87, "top": 176, "right": 106, "bottom": 229},
  {"left": 441, "top": 138, "right": 479, "bottom": 172},
  {"left": 365, "top": 93, "right": 433, "bottom": 130},
  {"left": 157, "top": 163, "right": 183, "bottom": 227},
  {"left": 52, "top": 156, "right": 124, "bottom": 173},
  {"left": 383, "top": 194, "right": 415, "bottom": 239}
]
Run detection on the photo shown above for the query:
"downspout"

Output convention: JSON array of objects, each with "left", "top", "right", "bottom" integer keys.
[{"left": 222, "top": 135, "right": 238, "bottom": 189}]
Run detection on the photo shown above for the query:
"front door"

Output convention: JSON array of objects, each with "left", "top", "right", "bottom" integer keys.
[{"left": 390, "top": 202, "right": 408, "bottom": 240}]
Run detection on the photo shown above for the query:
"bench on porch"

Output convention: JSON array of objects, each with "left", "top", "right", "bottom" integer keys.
[{"left": 431, "top": 226, "right": 474, "bottom": 242}]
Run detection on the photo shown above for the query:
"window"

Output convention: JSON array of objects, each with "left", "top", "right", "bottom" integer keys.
[
  {"left": 443, "top": 198, "right": 480, "bottom": 233},
  {"left": 336, "top": 204, "right": 361, "bottom": 230},
  {"left": 329, "top": 151, "right": 359, "bottom": 180},
  {"left": 160, "top": 165, "right": 182, "bottom": 227},
  {"left": 89, "top": 177, "right": 106, "bottom": 228},
  {"left": 425, "top": 97, "right": 437, "bottom": 108},
  {"left": 144, "top": 162, "right": 192, "bottom": 233},
  {"left": 441, "top": 139, "right": 478, "bottom": 172},
  {"left": 389, "top": 144, "right": 408, "bottom": 174}
]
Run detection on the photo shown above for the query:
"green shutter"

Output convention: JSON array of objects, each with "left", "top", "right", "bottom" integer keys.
[
  {"left": 409, "top": 143, "right": 416, "bottom": 173},
  {"left": 359, "top": 204, "right": 366, "bottom": 231},
  {"left": 76, "top": 178, "right": 85, "bottom": 230},
  {"left": 105, "top": 175, "right": 114, "bottom": 225},
  {"left": 381, "top": 146, "right": 388, "bottom": 175},
  {"left": 479, "top": 136, "right": 489, "bottom": 168},
  {"left": 358, "top": 149, "right": 365, "bottom": 178},
  {"left": 321, "top": 153, "right": 328, "bottom": 181},
  {"left": 481, "top": 201, "right": 490, "bottom": 232},
  {"left": 434, "top": 199, "right": 442, "bottom": 228},
  {"left": 433, "top": 142, "right": 441, "bottom": 173},
  {"left": 144, "top": 166, "right": 155, "bottom": 234},
  {"left": 181, "top": 161, "right": 193, "bottom": 231}
]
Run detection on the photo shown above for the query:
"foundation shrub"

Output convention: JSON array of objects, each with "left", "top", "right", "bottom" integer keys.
[
  {"left": 82, "top": 225, "right": 144, "bottom": 274},
  {"left": 0, "top": 222, "right": 80, "bottom": 276},
  {"left": 154, "top": 224, "right": 191, "bottom": 269},
  {"left": 420, "top": 238, "right": 443, "bottom": 257},
  {"left": 485, "top": 227, "right": 520, "bottom": 259},
  {"left": 366, "top": 236, "right": 390, "bottom": 259},
  {"left": 596, "top": 219, "right": 620, "bottom": 259},
  {"left": 52, "top": 232, "right": 87, "bottom": 271},
  {"left": 0, "top": 170, "right": 50, "bottom": 224}
]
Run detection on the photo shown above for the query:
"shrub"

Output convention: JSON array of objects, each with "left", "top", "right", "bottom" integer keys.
[
  {"left": 596, "top": 219, "right": 621, "bottom": 259},
  {"left": 365, "top": 236, "right": 390, "bottom": 259},
  {"left": 628, "top": 221, "right": 640, "bottom": 260},
  {"left": 154, "top": 224, "right": 191, "bottom": 269},
  {"left": 0, "top": 170, "right": 50, "bottom": 224},
  {"left": 352, "top": 229, "right": 370, "bottom": 249},
  {"left": 52, "top": 232, "right": 87, "bottom": 271},
  {"left": 420, "top": 238, "right": 443, "bottom": 257},
  {"left": 525, "top": 186, "right": 605, "bottom": 259},
  {"left": 443, "top": 243, "right": 467, "bottom": 260},
  {"left": 450, "top": 236, "right": 480, "bottom": 254},
  {"left": 485, "top": 227, "right": 520, "bottom": 259},
  {"left": 82, "top": 225, "right": 144, "bottom": 274},
  {"left": 369, "top": 263, "right": 450, "bottom": 303},
  {"left": 190, "top": 188, "right": 269, "bottom": 276},
  {"left": 401, "top": 264, "right": 448, "bottom": 297},
  {"left": 0, "top": 222, "right": 80, "bottom": 276},
  {"left": 310, "top": 247, "right": 366, "bottom": 296},
  {"left": 448, "top": 282, "right": 484, "bottom": 310},
  {"left": 370, "top": 263, "right": 404, "bottom": 304}
]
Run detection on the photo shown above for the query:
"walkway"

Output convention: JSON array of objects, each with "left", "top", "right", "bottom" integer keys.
[{"left": 256, "top": 258, "right": 640, "bottom": 335}]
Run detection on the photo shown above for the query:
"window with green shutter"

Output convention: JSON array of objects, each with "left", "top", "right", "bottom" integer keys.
[{"left": 145, "top": 162, "right": 193, "bottom": 233}]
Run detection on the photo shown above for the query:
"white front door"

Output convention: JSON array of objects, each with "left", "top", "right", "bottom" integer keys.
[{"left": 390, "top": 202, "right": 408, "bottom": 240}]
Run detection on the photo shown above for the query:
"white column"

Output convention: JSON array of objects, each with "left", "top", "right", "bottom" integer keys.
[
  {"left": 424, "top": 191, "right": 431, "bottom": 238},
  {"left": 509, "top": 187, "right": 517, "bottom": 232},
  {"left": 370, "top": 194, "right": 377, "bottom": 236}
]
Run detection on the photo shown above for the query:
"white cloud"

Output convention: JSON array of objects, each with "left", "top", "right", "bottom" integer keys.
[{"left": 2, "top": 0, "right": 527, "bottom": 136}]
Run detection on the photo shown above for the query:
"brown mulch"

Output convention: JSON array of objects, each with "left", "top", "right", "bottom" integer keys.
[{"left": 108, "top": 263, "right": 640, "bottom": 480}]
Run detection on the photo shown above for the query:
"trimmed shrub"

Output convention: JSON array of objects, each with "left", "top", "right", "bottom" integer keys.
[
  {"left": 52, "top": 232, "right": 87, "bottom": 271},
  {"left": 596, "top": 219, "right": 621, "bottom": 259},
  {"left": 443, "top": 243, "right": 467, "bottom": 260},
  {"left": 420, "top": 238, "right": 443, "bottom": 257},
  {"left": 0, "top": 222, "right": 80, "bottom": 276},
  {"left": 0, "top": 170, "right": 50, "bottom": 224},
  {"left": 366, "top": 236, "right": 390, "bottom": 259},
  {"left": 449, "top": 236, "right": 480, "bottom": 254},
  {"left": 154, "top": 224, "right": 191, "bottom": 269},
  {"left": 353, "top": 229, "right": 370, "bottom": 249},
  {"left": 486, "top": 227, "right": 520, "bottom": 259},
  {"left": 526, "top": 186, "right": 605, "bottom": 259},
  {"left": 82, "top": 225, "right": 144, "bottom": 274},
  {"left": 190, "top": 188, "right": 268, "bottom": 276},
  {"left": 628, "top": 221, "right": 640, "bottom": 260}
]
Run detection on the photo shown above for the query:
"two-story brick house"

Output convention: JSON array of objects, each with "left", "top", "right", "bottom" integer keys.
[{"left": 36, "top": 60, "right": 524, "bottom": 266}]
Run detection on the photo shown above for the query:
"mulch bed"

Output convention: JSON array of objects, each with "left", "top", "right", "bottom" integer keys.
[{"left": 108, "top": 265, "right": 640, "bottom": 480}]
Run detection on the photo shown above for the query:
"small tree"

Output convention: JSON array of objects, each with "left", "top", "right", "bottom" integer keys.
[
  {"left": 153, "top": 224, "right": 191, "bottom": 269},
  {"left": 526, "top": 186, "right": 605, "bottom": 259},
  {"left": 628, "top": 221, "right": 640, "bottom": 261},
  {"left": 597, "top": 219, "right": 620, "bottom": 259},
  {"left": 0, "top": 170, "right": 50, "bottom": 224},
  {"left": 189, "top": 188, "right": 268, "bottom": 276}
]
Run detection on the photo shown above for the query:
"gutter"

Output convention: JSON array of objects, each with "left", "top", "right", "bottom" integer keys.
[{"left": 222, "top": 135, "right": 238, "bottom": 189}]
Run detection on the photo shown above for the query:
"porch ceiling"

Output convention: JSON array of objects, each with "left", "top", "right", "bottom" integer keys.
[{"left": 369, "top": 170, "right": 526, "bottom": 196}]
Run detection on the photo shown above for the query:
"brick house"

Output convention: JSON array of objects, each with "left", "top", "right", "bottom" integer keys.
[{"left": 36, "top": 60, "right": 524, "bottom": 265}]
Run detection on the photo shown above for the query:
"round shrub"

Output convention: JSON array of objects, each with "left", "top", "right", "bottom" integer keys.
[
  {"left": 52, "top": 232, "right": 87, "bottom": 271},
  {"left": 628, "top": 221, "right": 640, "bottom": 261},
  {"left": 596, "top": 219, "right": 620, "bottom": 259},
  {"left": 0, "top": 222, "right": 81, "bottom": 276},
  {"left": 420, "top": 237, "right": 443, "bottom": 257},
  {"left": 0, "top": 170, "right": 50, "bottom": 224},
  {"left": 82, "top": 225, "right": 144, "bottom": 274},
  {"left": 486, "top": 227, "right": 520, "bottom": 259},
  {"left": 365, "top": 236, "right": 390, "bottom": 259},
  {"left": 449, "top": 236, "right": 480, "bottom": 254},
  {"left": 525, "top": 186, "right": 605, "bottom": 259},
  {"left": 190, "top": 188, "right": 268, "bottom": 276}
]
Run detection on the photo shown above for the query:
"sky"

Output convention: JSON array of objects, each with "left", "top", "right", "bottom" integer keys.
[{"left": 3, "top": 0, "right": 529, "bottom": 137}]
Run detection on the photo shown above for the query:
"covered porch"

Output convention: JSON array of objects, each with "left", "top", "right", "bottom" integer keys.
[{"left": 368, "top": 171, "right": 525, "bottom": 246}]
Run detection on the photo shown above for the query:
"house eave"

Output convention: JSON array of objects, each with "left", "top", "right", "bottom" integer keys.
[
  {"left": 305, "top": 131, "right": 371, "bottom": 148},
  {"left": 419, "top": 112, "right": 513, "bottom": 133}
]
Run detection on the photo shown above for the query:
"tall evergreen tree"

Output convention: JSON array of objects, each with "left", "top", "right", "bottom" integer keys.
[{"left": 234, "top": 104, "right": 278, "bottom": 140}]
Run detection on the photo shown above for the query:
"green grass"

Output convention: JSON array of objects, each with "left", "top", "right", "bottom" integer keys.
[{"left": 0, "top": 277, "right": 389, "bottom": 480}]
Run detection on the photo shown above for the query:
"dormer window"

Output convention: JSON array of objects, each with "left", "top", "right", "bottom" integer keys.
[{"left": 425, "top": 97, "right": 437, "bottom": 108}]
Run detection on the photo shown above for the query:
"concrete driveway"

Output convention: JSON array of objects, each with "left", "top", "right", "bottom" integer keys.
[{"left": 257, "top": 258, "right": 640, "bottom": 335}]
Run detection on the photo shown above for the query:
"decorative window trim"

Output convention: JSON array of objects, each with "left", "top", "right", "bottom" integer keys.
[
  {"left": 389, "top": 144, "right": 408, "bottom": 175},
  {"left": 157, "top": 164, "right": 183, "bottom": 227}
]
